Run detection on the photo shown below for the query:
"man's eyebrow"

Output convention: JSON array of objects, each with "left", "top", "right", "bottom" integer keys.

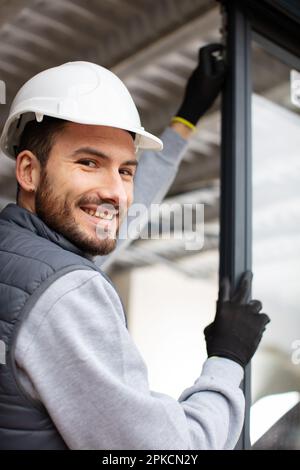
[{"left": 71, "top": 146, "right": 139, "bottom": 167}]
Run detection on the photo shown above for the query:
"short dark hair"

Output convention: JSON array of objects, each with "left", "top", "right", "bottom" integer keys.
[{"left": 15, "top": 116, "right": 67, "bottom": 202}]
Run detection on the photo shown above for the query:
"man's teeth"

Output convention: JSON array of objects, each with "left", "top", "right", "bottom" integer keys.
[{"left": 82, "top": 208, "right": 114, "bottom": 220}]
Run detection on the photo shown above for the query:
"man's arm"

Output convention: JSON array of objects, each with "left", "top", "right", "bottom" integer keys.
[{"left": 15, "top": 269, "right": 244, "bottom": 450}]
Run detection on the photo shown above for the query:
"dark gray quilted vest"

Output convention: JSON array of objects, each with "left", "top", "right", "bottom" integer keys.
[{"left": 0, "top": 203, "right": 125, "bottom": 449}]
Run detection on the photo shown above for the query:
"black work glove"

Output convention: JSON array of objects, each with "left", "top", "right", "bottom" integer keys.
[
  {"left": 204, "top": 271, "right": 270, "bottom": 368},
  {"left": 175, "top": 43, "right": 226, "bottom": 126}
]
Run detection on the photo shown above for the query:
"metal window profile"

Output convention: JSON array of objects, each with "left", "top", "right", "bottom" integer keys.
[
  {"left": 241, "top": 0, "right": 300, "bottom": 59},
  {"left": 220, "top": 0, "right": 300, "bottom": 450},
  {"left": 219, "top": 0, "right": 252, "bottom": 450}
]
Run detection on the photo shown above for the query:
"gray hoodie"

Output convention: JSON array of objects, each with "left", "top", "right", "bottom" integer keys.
[{"left": 15, "top": 128, "right": 245, "bottom": 449}]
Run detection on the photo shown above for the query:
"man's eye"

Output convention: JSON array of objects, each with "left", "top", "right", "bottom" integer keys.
[
  {"left": 78, "top": 160, "right": 97, "bottom": 168},
  {"left": 120, "top": 169, "right": 134, "bottom": 177}
]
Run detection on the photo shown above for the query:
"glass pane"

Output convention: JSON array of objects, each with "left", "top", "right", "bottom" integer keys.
[{"left": 250, "top": 41, "right": 300, "bottom": 448}]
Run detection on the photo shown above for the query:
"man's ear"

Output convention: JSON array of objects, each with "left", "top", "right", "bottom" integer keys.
[{"left": 15, "top": 150, "right": 40, "bottom": 193}]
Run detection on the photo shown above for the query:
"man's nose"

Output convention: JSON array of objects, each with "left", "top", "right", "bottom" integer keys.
[{"left": 98, "top": 170, "right": 128, "bottom": 209}]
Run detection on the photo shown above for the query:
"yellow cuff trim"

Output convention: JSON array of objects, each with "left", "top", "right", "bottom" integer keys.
[{"left": 171, "top": 116, "right": 196, "bottom": 130}]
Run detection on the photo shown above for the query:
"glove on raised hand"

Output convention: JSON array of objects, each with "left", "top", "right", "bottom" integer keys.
[
  {"left": 204, "top": 271, "right": 270, "bottom": 368},
  {"left": 174, "top": 43, "right": 226, "bottom": 128}
]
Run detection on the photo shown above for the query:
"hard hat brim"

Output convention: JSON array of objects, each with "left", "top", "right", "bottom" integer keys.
[{"left": 0, "top": 111, "right": 163, "bottom": 161}]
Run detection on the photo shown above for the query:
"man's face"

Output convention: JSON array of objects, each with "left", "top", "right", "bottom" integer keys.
[{"left": 33, "top": 123, "right": 137, "bottom": 256}]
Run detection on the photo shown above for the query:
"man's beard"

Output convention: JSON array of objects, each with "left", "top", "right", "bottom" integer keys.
[{"left": 35, "top": 170, "right": 118, "bottom": 257}]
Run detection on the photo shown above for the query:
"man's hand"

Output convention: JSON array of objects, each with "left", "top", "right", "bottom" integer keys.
[
  {"left": 204, "top": 271, "right": 270, "bottom": 368},
  {"left": 172, "top": 43, "right": 226, "bottom": 130}
]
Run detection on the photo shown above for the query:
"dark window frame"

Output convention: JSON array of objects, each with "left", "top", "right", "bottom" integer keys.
[{"left": 219, "top": 0, "right": 300, "bottom": 449}]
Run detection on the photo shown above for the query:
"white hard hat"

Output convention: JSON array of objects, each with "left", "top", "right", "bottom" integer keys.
[{"left": 0, "top": 61, "right": 163, "bottom": 160}]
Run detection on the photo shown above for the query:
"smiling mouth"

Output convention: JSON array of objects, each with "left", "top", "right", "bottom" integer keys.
[{"left": 79, "top": 206, "right": 118, "bottom": 226}]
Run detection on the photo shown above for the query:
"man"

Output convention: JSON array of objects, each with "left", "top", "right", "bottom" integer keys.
[{"left": 0, "top": 47, "right": 269, "bottom": 450}]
